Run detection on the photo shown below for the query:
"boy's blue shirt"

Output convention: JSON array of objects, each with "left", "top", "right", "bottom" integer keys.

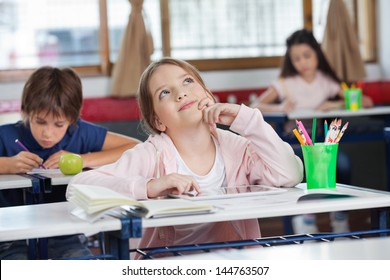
[
  {"left": 0, "top": 119, "right": 107, "bottom": 159},
  {"left": 0, "top": 119, "right": 108, "bottom": 206}
]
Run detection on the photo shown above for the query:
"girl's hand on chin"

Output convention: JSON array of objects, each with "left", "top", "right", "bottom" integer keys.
[
  {"left": 202, "top": 103, "right": 240, "bottom": 127},
  {"left": 198, "top": 96, "right": 215, "bottom": 110},
  {"left": 198, "top": 97, "right": 217, "bottom": 133}
]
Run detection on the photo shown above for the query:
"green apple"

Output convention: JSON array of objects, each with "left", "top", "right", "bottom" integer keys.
[{"left": 59, "top": 153, "right": 83, "bottom": 175}]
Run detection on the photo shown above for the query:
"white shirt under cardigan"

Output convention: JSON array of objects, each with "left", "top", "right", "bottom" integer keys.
[{"left": 173, "top": 136, "right": 227, "bottom": 245}]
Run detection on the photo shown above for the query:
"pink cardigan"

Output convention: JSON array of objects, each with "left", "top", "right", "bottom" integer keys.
[{"left": 68, "top": 105, "right": 303, "bottom": 254}]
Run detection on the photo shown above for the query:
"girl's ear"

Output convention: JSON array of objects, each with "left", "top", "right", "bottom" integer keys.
[{"left": 154, "top": 116, "right": 166, "bottom": 132}]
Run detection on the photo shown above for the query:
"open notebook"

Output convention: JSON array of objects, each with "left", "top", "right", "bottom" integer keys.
[{"left": 67, "top": 184, "right": 215, "bottom": 223}]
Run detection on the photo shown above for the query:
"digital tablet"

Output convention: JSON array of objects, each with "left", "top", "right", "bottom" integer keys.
[{"left": 169, "top": 185, "right": 287, "bottom": 201}]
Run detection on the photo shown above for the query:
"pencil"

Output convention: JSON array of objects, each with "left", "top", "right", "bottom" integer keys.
[
  {"left": 325, "top": 119, "right": 337, "bottom": 143},
  {"left": 296, "top": 125, "right": 307, "bottom": 145},
  {"left": 296, "top": 120, "right": 313, "bottom": 146},
  {"left": 335, "top": 122, "right": 349, "bottom": 143},
  {"left": 293, "top": 129, "right": 305, "bottom": 145},
  {"left": 324, "top": 120, "right": 328, "bottom": 141}
]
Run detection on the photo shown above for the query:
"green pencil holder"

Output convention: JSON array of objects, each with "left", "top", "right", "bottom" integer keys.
[
  {"left": 344, "top": 88, "right": 362, "bottom": 111},
  {"left": 301, "top": 143, "right": 338, "bottom": 189}
]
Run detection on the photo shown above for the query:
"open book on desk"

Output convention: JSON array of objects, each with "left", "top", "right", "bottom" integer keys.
[
  {"left": 294, "top": 183, "right": 356, "bottom": 202},
  {"left": 167, "top": 184, "right": 355, "bottom": 211},
  {"left": 67, "top": 184, "right": 215, "bottom": 223}
]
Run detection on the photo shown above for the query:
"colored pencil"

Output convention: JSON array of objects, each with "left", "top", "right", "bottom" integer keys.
[
  {"left": 293, "top": 129, "right": 305, "bottom": 145},
  {"left": 296, "top": 120, "right": 313, "bottom": 146},
  {"left": 335, "top": 122, "right": 349, "bottom": 143},
  {"left": 324, "top": 120, "right": 328, "bottom": 140}
]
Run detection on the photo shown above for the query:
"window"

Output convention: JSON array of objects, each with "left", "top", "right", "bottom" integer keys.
[
  {"left": 168, "top": 0, "right": 303, "bottom": 59},
  {"left": 0, "top": 0, "right": 101, "bottom": 69},
  {"left": 0, "top": 0, "right": 377, "bottom": 80}
]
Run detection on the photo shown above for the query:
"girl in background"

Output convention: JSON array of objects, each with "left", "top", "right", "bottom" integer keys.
[
  {"left": 251, "top": 29, "right": 373, "bottom": 234},
  {"left": 251, "top": 29, "right": 373, "bottom": 115},
  {"left": 69, "top": 58, "right": 303, "bottom": 258}
]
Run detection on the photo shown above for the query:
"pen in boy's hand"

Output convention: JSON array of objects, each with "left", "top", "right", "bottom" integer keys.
[
  {"left": 15, "top": 139, "right": 46, "bottom": 169},
  {"left": 15, "top": 139, "right": 29, "bottom": 152}
]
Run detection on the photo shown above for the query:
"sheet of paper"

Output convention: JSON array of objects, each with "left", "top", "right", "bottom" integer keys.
[{"left": 27, "top": 168, "right": 63, "bottom": 175}]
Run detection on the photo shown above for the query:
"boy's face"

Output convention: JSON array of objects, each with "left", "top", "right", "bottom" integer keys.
[{"left": 29, "top": 110, "right": 71, "bottom": 148}]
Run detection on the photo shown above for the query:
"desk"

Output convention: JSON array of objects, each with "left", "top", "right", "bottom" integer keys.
[
  {"left": 42, "top": 173, "right": 74, "bottom": 186},
  {"left": 0, "top": 173, "right": 43, "bottom": 259},
  {"left": 163, "top": 236, "right": 390, "bottom": 260},
  {"left": 30, "top": 172, "right": 73, "bottom": 195},
  {"left": 264, "top": 106, "right": 390, "bottom": 142},
  {"left": 1, "top": 183, "right": 389, "bottom": 259},
  {"left": 262, "top": 106, "right": 390, "bottom": 121},
  {"left": 0, "top": 174, "right": 42, "bottom": 204},
  {"left": 288, "top": 106, "right": 390, "bottom": 119},
  {"left": 0, "top": 172, "right": 70, "bottom": 204},
  {"left": 0, "top": 172, "right": 73, "bottom": 193},
  {"left": 0, "top": 174, "right": 33, "bottom": 190},
  {"left": 26, "top": 170, "right": 74, "bottom": 186},
  {"left": 0, "top": 172, "right": 79, "bottom": 260}
]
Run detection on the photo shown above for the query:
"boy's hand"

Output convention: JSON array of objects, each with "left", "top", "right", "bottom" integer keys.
[
  {"left": 7, "top": 151, "right": 43, "bottom": 173},
  {"left": 44, "top": 150, "right": 72, "bottom": 169},
  {"left": 146, "top": 173, "right": 200, "bottom": 198}
]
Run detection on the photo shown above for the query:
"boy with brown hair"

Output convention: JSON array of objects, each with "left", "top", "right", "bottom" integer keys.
[{"left": 0, "top": 66, "right": 140, "bottom": 259}]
